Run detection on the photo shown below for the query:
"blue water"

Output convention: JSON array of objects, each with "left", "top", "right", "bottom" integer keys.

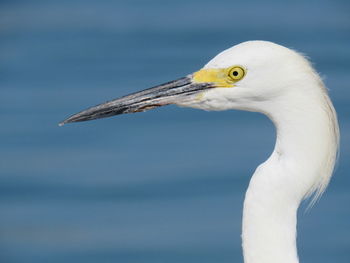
[{"left": 1, "top": 0, "right": 349, "bottom": 262}]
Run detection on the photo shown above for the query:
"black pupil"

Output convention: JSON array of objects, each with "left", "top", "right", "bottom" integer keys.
[{"left": 232, "top": 71, "right": 239, "bottom": 76}]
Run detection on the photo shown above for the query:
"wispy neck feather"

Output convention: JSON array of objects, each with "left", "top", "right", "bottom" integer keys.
[
  {"left": 271, "top": 73, "right": 339, "bottom": 203},
  {"left": 242, "top": 71, "right": 339, "bottom": 263},
  {"left": 305, "top": 90, "right": 339, "bottom": 203}
]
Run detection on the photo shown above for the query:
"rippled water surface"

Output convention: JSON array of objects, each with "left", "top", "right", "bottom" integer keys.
[{"left": 1, "top": 0, "right": 349, "bottom": 262}]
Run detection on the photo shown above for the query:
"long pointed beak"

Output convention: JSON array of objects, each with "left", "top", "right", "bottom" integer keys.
[{"left": 59, "top": 74, "right": 214, "bottom": 126}]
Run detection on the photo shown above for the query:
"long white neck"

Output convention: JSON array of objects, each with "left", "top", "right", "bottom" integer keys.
[{"left": 242, "top": 83, "right": 339, "bottom": 263}]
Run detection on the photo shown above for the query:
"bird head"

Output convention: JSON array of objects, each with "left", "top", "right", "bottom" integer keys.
[{"left": 60, "top": 41, "right": 317, "bottom": 125}]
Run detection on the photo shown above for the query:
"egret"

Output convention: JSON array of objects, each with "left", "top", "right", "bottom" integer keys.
[{"left": 60, "top": 41, "right": 339, "bottom": 263}]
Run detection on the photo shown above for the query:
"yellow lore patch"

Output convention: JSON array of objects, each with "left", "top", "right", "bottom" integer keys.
[{"left": 193, "top": 66, "right": 246, "bottom": 87}]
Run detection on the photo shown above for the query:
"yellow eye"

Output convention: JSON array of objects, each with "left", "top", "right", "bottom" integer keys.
[{"left": 228, "top": 66, "right": 245, "bottom": 81}]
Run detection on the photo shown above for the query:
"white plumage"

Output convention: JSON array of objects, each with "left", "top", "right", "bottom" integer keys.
[{"left": 181, "top": 42, "right": 339, "bottom": 262}]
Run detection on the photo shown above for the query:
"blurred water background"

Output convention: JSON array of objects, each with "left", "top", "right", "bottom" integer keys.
[{"left": 1, "top": 0, "right": 349, "bottom": 262}]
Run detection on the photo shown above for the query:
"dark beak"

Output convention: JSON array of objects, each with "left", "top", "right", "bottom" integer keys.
[{"left": 59, "top": 75, "right": 214, "bottom": 126}]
